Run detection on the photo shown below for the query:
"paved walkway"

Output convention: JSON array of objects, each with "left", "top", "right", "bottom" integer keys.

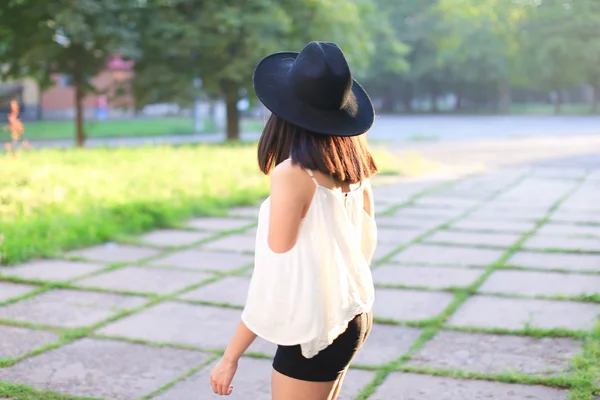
[{"left": 1, "top": 142, "right": 599, "bottom": 399}]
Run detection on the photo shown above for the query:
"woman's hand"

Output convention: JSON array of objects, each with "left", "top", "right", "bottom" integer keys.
[{"left": 209, "top": 357, "right": 238, "bottom": 396}]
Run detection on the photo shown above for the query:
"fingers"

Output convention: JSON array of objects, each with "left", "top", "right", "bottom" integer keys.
[
  {"left": 217, "top": 384, "right": 233, "bottom": 395},
  {"left": 210, "top": 376, "right": 219, "bottom": 394},
  {"left": 210, "top": 377, "right": 233, "bottom": 396}
]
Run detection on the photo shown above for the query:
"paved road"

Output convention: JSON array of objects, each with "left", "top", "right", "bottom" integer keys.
[
  {"left": 1, "top": 114, "right": 599, "bottom": 399},
  {"left": 0, "top": 164, "right": 598, "bottom": 399},
  {"left": 26, "top": 115, "right": 600, "bottom": 149}
]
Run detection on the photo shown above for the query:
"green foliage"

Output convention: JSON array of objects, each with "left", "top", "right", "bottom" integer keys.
[
  {"left": 0, "top": 0, "right": 138, "bottom": 144},
  {"left": 0, "top": 0, "right": 136, "bottom": 90},
  {"left": 0, "top": 144, "right": 269, "bottom": 264},
  {"left": 515, "top": 0, "right": 600, "bottom": 112},
  {"left": 132, "top": 0, "right": 399, "bottom": 139},
  {"left": 0, "top": 144, "right": 400, "bottom": 265},
  {"left": 18, "top": 118, "right": 263, "bottom": 140}
]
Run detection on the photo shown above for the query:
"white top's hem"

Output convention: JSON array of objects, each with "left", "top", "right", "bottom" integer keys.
[{"left": 241, "top": 312, "right": 316, "bottom": 347}]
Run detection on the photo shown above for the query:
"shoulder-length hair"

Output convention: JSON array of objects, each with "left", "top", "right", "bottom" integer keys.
[{"left": 257, "top": 113, "right": 378, "bottom": 184}]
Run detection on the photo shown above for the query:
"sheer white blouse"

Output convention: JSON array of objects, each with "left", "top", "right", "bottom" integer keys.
[{"left": 242, "top": 169, "right": 377, "bottom": 358}]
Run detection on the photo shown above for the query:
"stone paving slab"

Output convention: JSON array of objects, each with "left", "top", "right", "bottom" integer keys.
[
  {"left": 479, "top": 270, "right": 600, "bottom": 297},
  {"left": 414, "top": 196, "right": 480, "bottom": 209},
  {"left": 407, "top": 330, "right": 581, "bottom": 376},
  {"left": 139, "top": 229, "right": 213, "bottom": 247},
  {"left": 179, "top": 276, "right": 250, "bottom": 306},
  {"left": 393, "top": 206, "right": 463, "bottom": 219},
  {"left": 392, "top": 244, "right": 504, "bottom": 267},
  {"left": 469, "top": 207, "right": 547, "bottom": 222},
  {"left": 374, "top": 200, "right": 396, "bottom": 214},
  {"left": 490, "top": 199, "right": 554, "bottom": 211},
  {"left": 372, "top": 243, "right": 398, "bottom": 261},
  {"left": 0, "top": 282, "right": 38, "bottom": 303},
  {"left": 186, "top": 217, "right": 255, "bottom": 231},
  {"left": 0, "top": 260, "right": 105, "bottom": 282},
  {"left": 372, "top": 181, "right": 435, "bottom": 201},
  {"left": 227, "top": 206, "right": 260, "bottom": 218},
  {"left": 154, "top": 357, "right": 375, "bottom": 400},
  {"left": 201, "top": 233, "right": 256, "bottom": 253},
  {"left": 523, "top": 235, "right": 600, "bottom": 252},
  {"left": 424, "top": 230, "right": 520, "bottom": 248},
  {"left": 149, "top": 249, "right": 253, "bottom": 272},
  {"left": 377, "top": 227, "right": 423, "bottom": 245},
  {"left": 0, "top": 338, "right": 206, "bottom": 399},
  {"left": 447, "top": 295, "right": 600, "bottom": 331},
  {"left": 551, "top": 210, "right": 600, "bottom": 225},
  {"left": 450, "top": 219, "right": 536, "bottom": 233},
  {"left": 506, "top": 251, "right": 600, "bottom": 272},
  {"left": 97, "top": 301, "right": 240, "bottom": 349},
  {"left": 531, "top": 167, "right": 587, "bottom": 179},
  {"left": 536, "top": 223, "right": 600, "bottom": 238},
  {"left": 0, "top": 289, "right": 146, "bottom": 328},
  {"left": 373, "top": 288, "right": 454, "bottom": 322},
  {"left": 67, "top": 244, "right": 161, "bottom": 263},
  {"left": 372, "top": 372, "right": 568, "bottom": 400},
  {"left": 499, "top": 178, "right": 575, "bottom": 202},
  {"left": 0, "top": 325, "right": 59, "bottom": 359},
  {"left": 75, "top": 266, "right": 212, "bottom": 295},
  {"left": 372, "top": 264, "right": 483, "bottom": 289},
  {"left": 352, "top": 324, "right": 421, "bottom": 366},
  {"left": 376, "top": 215, "right": 446, "bottom": 230}
]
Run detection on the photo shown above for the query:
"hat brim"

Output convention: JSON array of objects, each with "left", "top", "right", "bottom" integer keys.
[{"left": 253, "top": 52, "right": 375, "bottom": 137}]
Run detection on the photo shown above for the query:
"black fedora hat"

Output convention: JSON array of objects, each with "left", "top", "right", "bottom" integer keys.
[{"left": 253, "top": 41, "right": 375, "bottom": 137}]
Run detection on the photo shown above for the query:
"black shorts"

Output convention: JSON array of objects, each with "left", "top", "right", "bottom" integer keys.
[{"left": 272, "top": 312, "right": 373, "bottom": 382}]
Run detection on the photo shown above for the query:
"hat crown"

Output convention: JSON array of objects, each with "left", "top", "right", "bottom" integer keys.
[{"left": 288, "top": 42, "right": 353, "bottom": 111}]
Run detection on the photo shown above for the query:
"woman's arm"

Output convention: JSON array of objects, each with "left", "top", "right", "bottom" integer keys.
[
  {"left": 267, "top": 160, "right": 313, "bottom": 253},
  {"left": 210, "top": 161, "right": 312, "bottom": 395},
  {"left": 223, "top": 321, "right": 257, "bottom": 363},
  {"left": 210, "top": 320, "right": 257, "bottom": 396}
]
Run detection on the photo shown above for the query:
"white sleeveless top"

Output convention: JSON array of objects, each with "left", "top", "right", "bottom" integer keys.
[{"left": 242, "top": 169, "right": 377, "bottom": 358}]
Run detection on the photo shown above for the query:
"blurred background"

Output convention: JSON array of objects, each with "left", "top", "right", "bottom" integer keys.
[
  {"left": 1, "top": 0, "right": 599, "bottom": 146},
  {"left": 1, "top": 2, "right": 600, "bottom": 400}
]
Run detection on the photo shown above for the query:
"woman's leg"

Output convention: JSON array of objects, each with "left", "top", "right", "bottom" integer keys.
[
  {"left": 329, "top": 368, "right": 348, "bottom": 400},
  {"left": 272, "top": 368, "right": 337, "bottom": 400}
]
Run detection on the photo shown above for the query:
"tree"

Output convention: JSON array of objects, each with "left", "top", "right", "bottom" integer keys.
[
  {"left": 363, "top": 0, "right": 444, "bottom": 113},
  {"left": 518, "top": 0, "right": 585, "bottom": 114},
  {"left": 435, "top": 0, "right": 528, "bottom": 113},
  {"left": 0, "top": 0, "right": 137, "bottom": 146},
  {"left": 133, "top": 0, "right": 391, "bottom": 140},
  {"left": 569, "top": 0, "right": 600, "bottom": 113}
]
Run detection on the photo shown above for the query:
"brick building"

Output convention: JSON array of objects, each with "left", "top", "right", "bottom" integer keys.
[{"left": 39, "top": 55, "right": 135, "bottom": 120}]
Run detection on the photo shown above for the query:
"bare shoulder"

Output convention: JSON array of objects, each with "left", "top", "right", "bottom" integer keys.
[
  {"left": 270, "top": 159, "right": 314, "bottom": 205},
  {"left": 271, "top": 159, "right": 310, "bottom": 186}
]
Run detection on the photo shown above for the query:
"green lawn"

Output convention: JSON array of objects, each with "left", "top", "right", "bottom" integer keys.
[
  {"left": 10, "top": 117, "right": 266, "bottom": 141},
  {"left": 509, "top": 103, "right": 594, "bottom": 115},
  {"left": 0, "top": 143, "right": 401, "bottom": 265}
]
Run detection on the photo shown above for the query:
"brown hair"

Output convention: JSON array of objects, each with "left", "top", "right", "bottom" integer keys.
[{"left": 257, "top": 113, "right": 378, "bottom": 184}]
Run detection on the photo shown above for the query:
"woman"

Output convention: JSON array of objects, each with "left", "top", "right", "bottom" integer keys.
[{"left": 210, "top": 41, "right": 378, "bottom": 400}]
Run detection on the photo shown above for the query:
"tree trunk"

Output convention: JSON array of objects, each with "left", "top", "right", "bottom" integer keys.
[
  {"left": 402, "top": 83, "right": 413, "bottom": 113},
  {"left": 592, "top": 84, "right": 598, "bottom": 114},
  {"left": 380, "top": 91, "right": 396, "bottom": 113},
  {"left": 455, "top": 89, "right": 462, "bottom": 112},
  {"left": 430, "top": 82, "right": 439, "bottom": 113},
  {"left": 431, "top": 94, "right": 439, "bottom": 113},
  {"left": 73, "top": 68, "right": 85, "bottom": 147},
  {"left": 498, "top": 79, "right": 511, "bottom": 114},
  {"left": 553, "top": 91, "right": 562, "bottom": 115},
  {"left": 223, "top": 83, "right": 240, "bottom": 141}
]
